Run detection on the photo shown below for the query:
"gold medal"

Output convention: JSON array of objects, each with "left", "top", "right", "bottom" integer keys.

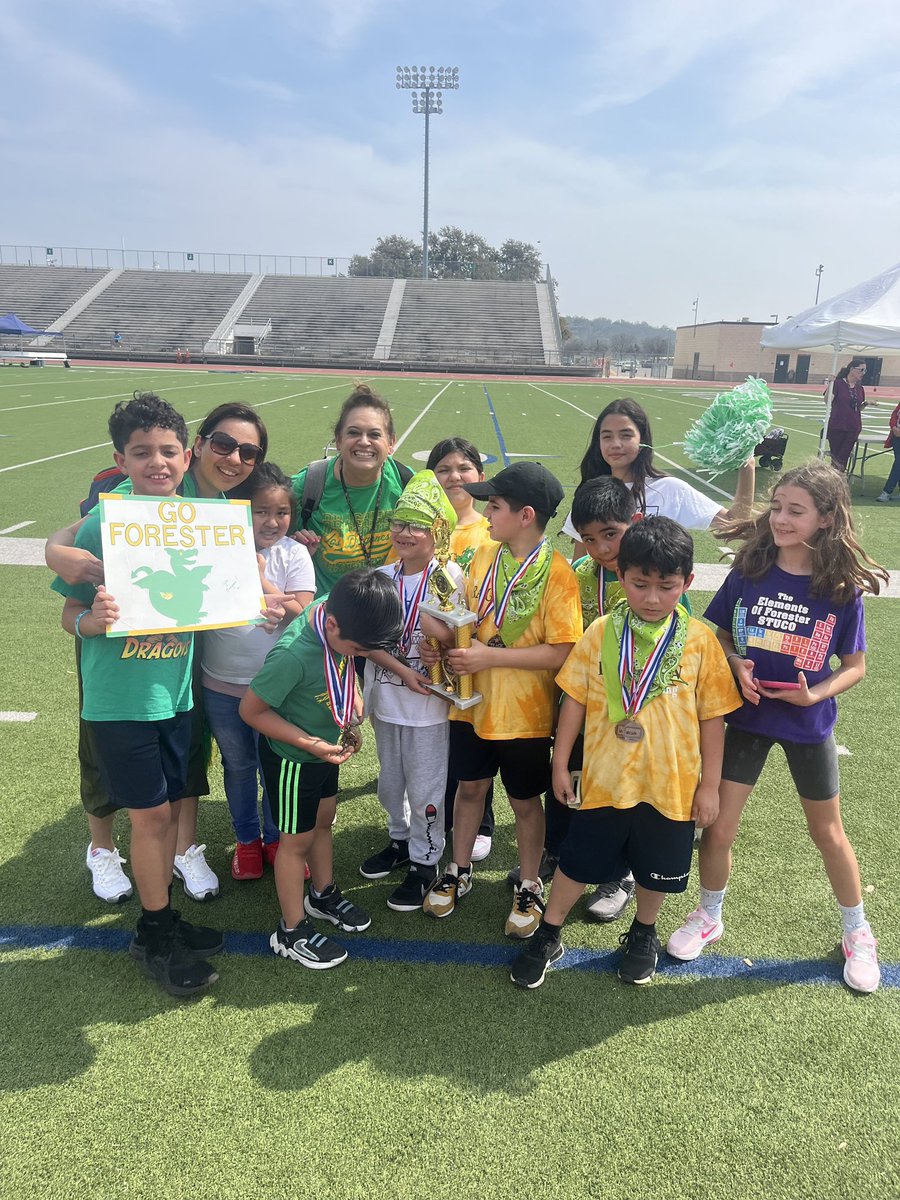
[{"left": 614, "top": 718, "right": 644, "bottom": 743}]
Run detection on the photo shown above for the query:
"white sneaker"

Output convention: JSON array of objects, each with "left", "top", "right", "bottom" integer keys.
[
  {"left": 842, "top": 926, "right": 881, "bottom": 993},
  {"left": 666, "top": 906, "right": 723, "bottom": 961},
  {"left": 86, "top": 843, "right": 133, "bottom": 903},
  {"left": 471, "top": 834, "right": 493, "bottom": 861},
  {"left": 875, "top": 492, "right": 891, "bottom": 503},
  {"left": 173, "top": 844, "right": 220, "bottom": 901}
]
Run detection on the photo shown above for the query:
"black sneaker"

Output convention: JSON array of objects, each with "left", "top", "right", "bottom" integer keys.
[
  {"left": 270, "top": 919, "right": 348, "bottom": 970},
  {"left": 305, "top": 883, "right": 372, "bottom": 932},
  {"left": 506, "top": 850, "right": 558, "bottom": 888},
  {"left": 135, "top": 933, "right": 219, "bottom": 996},
  {"left": 130, "top": 911, "right": 224, "bottom": 963},
  {"left": 387, "top": 864, "right": 438, "bottom": 912},
  {"left": 510, "top": 925, "right": 564, "bottom": 989},
  {"left": 359, "top": 839, "right": 410, "bottom": 880},
  {"left": 617, "top": 922, "right": 661, "bottom": 985},
  {"left": 584, "top": 875, "right": 636, "bottom": 923}
]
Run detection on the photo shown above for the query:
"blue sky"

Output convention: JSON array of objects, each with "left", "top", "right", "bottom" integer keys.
[{"left": 2, "top": 0, "right": 899, "bottom": 326}]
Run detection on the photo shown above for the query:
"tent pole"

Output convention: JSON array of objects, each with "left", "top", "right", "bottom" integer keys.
[{"left": 818, "top": 346, "right": 841, "bottom": 460}]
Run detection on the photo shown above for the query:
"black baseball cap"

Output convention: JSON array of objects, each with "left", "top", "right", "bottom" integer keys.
[{"left": 464, "top": 462, "right": 565, "bottom": 517}]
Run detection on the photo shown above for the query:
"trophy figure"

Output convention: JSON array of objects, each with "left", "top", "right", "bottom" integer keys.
[{"left": 418, "top": 516, "right": 482, "bottom": 710}]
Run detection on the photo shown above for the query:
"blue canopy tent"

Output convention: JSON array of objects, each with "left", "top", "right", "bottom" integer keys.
[{"left": 0, "top": 312, "right": 62, "bottom": 337}]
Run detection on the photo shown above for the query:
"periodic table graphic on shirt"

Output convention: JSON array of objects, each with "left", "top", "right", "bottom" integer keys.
[
  {"left": 98, "top": 493, "right": 265, "bottom": 637},
  {"left": 735, "top": 601, "right": 836, "bottom": 673}
]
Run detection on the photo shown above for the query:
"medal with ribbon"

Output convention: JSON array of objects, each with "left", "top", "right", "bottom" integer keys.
[
  {"left": 312, "top": 602, "right": 356, "bottom": 743},
  {"left": 615, "top": 611, "right": 678, "bottom": 742},
  {"left": 393, "top": 561, "right": 434, "bottom": 655},
  {"left": 476, "top": 540, "right": 546, "bottom": 630}
]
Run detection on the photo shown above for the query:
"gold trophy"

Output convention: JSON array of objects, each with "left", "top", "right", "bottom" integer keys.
[{"left": 418, "top": 516, "right": 482, "bottom": 710}]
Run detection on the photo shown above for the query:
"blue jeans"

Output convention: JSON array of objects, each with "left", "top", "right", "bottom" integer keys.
[
  {"left": 883, "top": 439, "right": 900, "bottom": 494},
  {"left": 202, "top": 687, "right": 279, "bottom": 844}
]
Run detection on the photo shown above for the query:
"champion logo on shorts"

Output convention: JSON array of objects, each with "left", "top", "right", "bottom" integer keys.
[{"left": 649, "top": 870, "right": 689, "bottom": 881}]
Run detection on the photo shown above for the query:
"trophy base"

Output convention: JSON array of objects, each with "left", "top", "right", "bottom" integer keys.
[
  {"left": 424, "top": 683, "right": 483, "bottom": 710},
  {"left": 418, "top": 600, "right": 477, "bottom": 629}
]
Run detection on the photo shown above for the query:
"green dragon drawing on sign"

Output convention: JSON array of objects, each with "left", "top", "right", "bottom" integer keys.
[{"left": 132, "top": 548, "right": 213, "bottom": 625}]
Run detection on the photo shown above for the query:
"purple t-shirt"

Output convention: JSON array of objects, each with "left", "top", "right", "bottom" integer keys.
[{"left": 705, "top": 564, "right": 865, "bottom": 744}]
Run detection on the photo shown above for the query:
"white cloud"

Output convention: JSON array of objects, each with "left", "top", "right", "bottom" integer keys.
[{"left": 216, "top": 74, "right": 298, "bottom": 104}]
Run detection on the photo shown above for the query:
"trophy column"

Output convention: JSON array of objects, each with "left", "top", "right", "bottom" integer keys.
[{"left": 419, "top": 600, "right": 482, "bottom": 710}]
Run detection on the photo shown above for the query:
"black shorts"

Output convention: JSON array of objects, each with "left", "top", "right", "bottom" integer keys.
[
  {"left": 89, "top": 712, "right": 192, "bottom": 810},
  {"left": 258, "top": 736, "right": 339, "bottom": 835},
  {"left": 558, "top": 803, "right": 695, "bottom": 892},
  {"left": 449, "top": 721, "right": 551, "bottom": 801},
  {"left": 721, "top": 727, "right": 839, "bottom": 802}
]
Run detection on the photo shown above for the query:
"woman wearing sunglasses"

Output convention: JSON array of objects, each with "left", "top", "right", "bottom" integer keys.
[{"left": 45, "top": 397, "right": 269, "bottom": 908}]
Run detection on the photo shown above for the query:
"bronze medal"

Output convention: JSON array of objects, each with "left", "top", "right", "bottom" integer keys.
[
  {"left": 614, "top": 718, "right": 644, "bottom": 743},
  {"left": 340, "top": 725, "right": 360, "bottom": 752}
]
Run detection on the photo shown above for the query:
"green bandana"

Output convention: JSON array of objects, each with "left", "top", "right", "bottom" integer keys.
[
  {"left": 479, "top": 539, "right": 554, "bottom": 647},
  {"left": 600, "top": 598, "right": 690, "bottom": 723},
  {"left": 392, "top": 469, "right": 457, "bottom": 534},
  {"left": 573, "top": 556, "right": 623, "bottom": 627}
]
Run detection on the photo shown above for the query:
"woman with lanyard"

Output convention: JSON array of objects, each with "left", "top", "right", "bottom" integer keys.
[
  {"left": 562, "top": 397, "right": 756, "bottom": 555},
  {"left": 45, "top": 399, "right": 269, "bottom": 906},
  {"left": 825, "top": 359, "right": 868, "bottom": 473},
  {"left": 291, "top": 384, "right": 407, "bottom": 596}
]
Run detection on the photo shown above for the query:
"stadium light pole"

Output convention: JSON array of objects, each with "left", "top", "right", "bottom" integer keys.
[
  {"left": 396, "top": 66, "right": 460, "bottom": 279},
  {"left": 815, "top": 263, "right": 824, "bottom": 304}
]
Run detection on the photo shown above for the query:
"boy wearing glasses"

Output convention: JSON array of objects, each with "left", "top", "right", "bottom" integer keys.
[
  {"left": 50, "top": 394, "right": 224, "bottom": 997},
  {"left": 358, "top": 471, "right": 465, "bottom": 911}
]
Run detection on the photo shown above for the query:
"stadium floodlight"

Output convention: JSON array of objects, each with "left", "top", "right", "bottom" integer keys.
[{"left": 395, "top": 65, "right": 460, "bottom": 279}]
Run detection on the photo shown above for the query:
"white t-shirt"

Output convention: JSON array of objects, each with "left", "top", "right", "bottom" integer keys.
[
  {"left": 364, "top": 559, "right": 465, "bottom": 727},
  {"left": 202, "top": 537, "right": 315, "bottom": 686},
  {"left": 561, "top": 475, "right": 722, "bottom": 539}
]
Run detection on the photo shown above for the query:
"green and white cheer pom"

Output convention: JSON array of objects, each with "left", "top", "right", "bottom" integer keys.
[{"left": 682, "top": 376, "right": 773, "bottom": 475}]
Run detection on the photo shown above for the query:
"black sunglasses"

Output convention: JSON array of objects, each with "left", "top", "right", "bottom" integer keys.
[{"left": 202, "top": 430, "right": 263, "bottom": 465}]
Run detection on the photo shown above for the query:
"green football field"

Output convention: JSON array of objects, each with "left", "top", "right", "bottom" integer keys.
[{"left": 1, "top": 365, "right": 898, "bottom": 1200}]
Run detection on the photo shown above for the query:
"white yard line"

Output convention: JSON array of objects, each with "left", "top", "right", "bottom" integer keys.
[
  {"left": 0, "top": 520, "right": 35, "bottom": 534},
  {"left": 393, "top": 380, "right": 454, "bottom": 450},
  {"left": 0, "top": 377, "right": 241, "bottom": 415},
  {"left": 0, "top": 711, "right": 37, "bottom": 722}
]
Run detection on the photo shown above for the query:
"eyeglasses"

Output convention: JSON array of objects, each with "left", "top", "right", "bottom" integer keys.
[
  {"left": 390, "top": 520, "right": 430, "bottom": 535},
  {"left": 202, "top": 431, "right": 263, "bottom": 465}
]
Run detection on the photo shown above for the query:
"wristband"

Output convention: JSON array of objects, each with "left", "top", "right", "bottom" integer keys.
[{"left": 74, "top": 609, "right": 92, "bottom": 639}]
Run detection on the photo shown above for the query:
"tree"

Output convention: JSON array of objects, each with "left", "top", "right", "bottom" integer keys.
[
  {"left": 559, "top": 315, "right": 572, "bottom": 342},
  {"left": 643, "top": 335, "right": 671, "bottom": 357},
  {"left": 348, "top": 234, "right": 421, "bottom": 278},
  {"left": 610, "top": 332, "right": 635, "bottom": 358},
  {"left": 426, "top": 226, "right": 498, "bottom": 279},
  {"left": 496, "top": 239, "right": 542, "bottom": 282}
]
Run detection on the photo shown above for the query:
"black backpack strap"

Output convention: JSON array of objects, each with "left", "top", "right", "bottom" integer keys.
[
  {"left": 299, "top": 457, "right": 331, "bottom": 528},
  {"left": 394, "top": 459, "right": 414, "bottom": 486}
]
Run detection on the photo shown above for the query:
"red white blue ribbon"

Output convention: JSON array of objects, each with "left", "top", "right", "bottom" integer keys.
[
  {"left": 312, "top": 601, "right": 356, "bottom": 731},
  {"left": 393, "top": 560, "right": 433, "bottom": 654},
  {"left": 618, "top": 612, "right": 677, "bottom": 716},
  {"left": 476, "top": 540, "right": 546, "bottom": 629}
]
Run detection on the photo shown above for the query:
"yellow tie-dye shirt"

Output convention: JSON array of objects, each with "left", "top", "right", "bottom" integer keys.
[
  {"left": 450, "top": 542, "right": 582, "bottom": 740},
  {"left": 555, "top": 614, "right": 741, "bottom": 821},
  {"left": 449, "top": 515, "right": 492, "bottom": 574}
]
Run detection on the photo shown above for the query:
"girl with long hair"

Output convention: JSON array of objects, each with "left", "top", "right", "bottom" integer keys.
[{"left": 667, "top": 461, "right": 888, "bottom": 992}]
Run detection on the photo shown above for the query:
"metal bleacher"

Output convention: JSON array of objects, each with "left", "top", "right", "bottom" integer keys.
[
  {"left": 0, "top": 265, "right": 108, "bottom": 331},
  {"left": 62, "top": 269, "right": 251, "bottom": 352},
  {"left": 390, "top": 280, "right": 545, "bottom": 364},
  {"left": 238, "top": 276, "right": 394, "bottom": 358}
]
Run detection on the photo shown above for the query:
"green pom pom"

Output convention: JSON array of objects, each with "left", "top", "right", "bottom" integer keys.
[{"left": 682, "top": 377, "right": 773, "bottom": 475}]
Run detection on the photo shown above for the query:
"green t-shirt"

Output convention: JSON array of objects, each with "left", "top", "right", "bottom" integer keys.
[
  {"left": 573, "top": 555, "right": 692, "bottom": 629},
  {"left": 291, "top": 459, "right": 405, "bottom": 594},
  {"left": 249, "top": 599, "right": 352, "bottom": 763},
  {"left": 50, "top": 512, "right": 194, "bottom": 722}
]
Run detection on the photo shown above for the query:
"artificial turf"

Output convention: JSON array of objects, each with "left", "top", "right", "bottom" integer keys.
[{"left": 1, "top": 366, "right": 898, "bottom": 1200}]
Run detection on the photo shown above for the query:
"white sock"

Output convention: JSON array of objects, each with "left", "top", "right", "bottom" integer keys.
[
  {"left": 839, "top": 902, "right": 868, "bottom": 936},
  {"left": 699, "top": 886, "right": 727, "bottom": 922}
]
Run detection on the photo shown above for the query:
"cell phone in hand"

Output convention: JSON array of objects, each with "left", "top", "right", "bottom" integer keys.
[
  {"left": 756, "top": 679, "right": 802, "bottom": 690},
  {"left": 566, "top": 770, "right": 583, "bottom": 809}
]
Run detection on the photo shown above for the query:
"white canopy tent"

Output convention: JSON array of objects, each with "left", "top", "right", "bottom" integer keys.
[{"left": 760, "top": 261, "right": 900, "bottom": 457}]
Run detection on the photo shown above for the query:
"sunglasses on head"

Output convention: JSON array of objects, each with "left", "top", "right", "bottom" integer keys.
[{"left": 202, "top": 430, "right": 263, "bottom": 465}]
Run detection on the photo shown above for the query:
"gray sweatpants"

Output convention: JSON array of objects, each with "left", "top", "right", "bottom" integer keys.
[{"left": 371, "top": 716, "right": 449, "bottom": 867}]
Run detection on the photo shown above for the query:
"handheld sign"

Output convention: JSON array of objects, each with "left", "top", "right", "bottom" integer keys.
[{"left": 99, "top": 493, "right": 264, "bottom": 636}]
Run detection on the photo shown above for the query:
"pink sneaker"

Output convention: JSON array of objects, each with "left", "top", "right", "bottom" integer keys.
[
  {"left": 666, "top": 907, "right": 724, "bottom": 961},
  {"left": 842, "top": 927, "right": 880, "bottom": 993}
]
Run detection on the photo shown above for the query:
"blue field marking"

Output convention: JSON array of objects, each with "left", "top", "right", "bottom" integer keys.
[
  {"left": 483, "top": 384, "right": 510, "bottom": 466},
  {"left": 1, "top": 923, "right": 896, "bottom": 989}
]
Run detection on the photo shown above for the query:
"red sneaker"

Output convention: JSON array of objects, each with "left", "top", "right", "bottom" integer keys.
[
  {"left": 232, "top": 838, "right": 263, "bottom": 881},
  {"left": 262, "top": 840, "right": 279, "bottom": 869}
]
